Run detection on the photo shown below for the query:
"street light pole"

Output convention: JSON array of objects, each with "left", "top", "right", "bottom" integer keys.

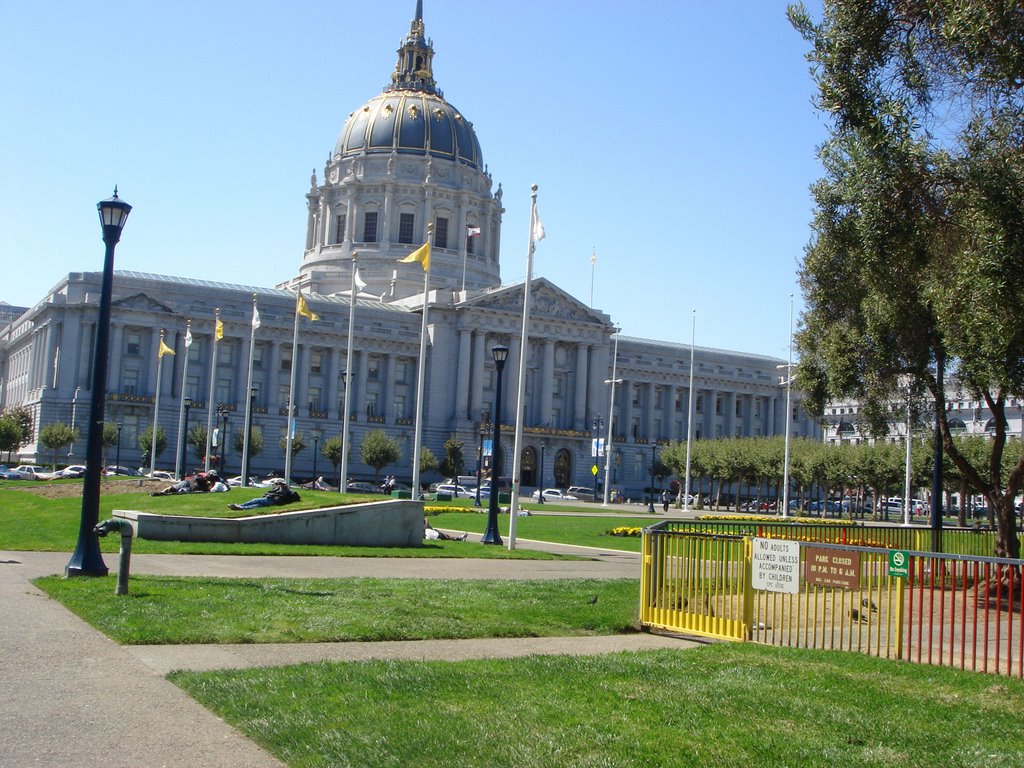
[
  {"left": 684, "top": 309, "right": 696, "bottom": 512},
  {"left": 602, "top": 330, "right": 622, "bottom": 506},
  {"left": 67, "top": 189, "right": 131, "bottom": 577},
  {"left": 243, "top": 388, "right": 256, "bottom": 485},
  {"left": 592, "top": 415, "right": 602, "bottom": 501},
  {"left": 339, "top": 370, "right": 350, "bottom": 493},
  {"left": 647, "top": 443, "right": 656, "bottom": 513},
  {"left": 220, "top": 411, "right": 230, "bottom": 479},
  {"left": 537, "top": 441, "right": 545, "bottom": 504},
  {"left": 177, "top": 396, "right": 192, "bottom": 477},
  {"left": 474, "top": 411, "right": 489, "bottom": 508},
  {"left": 482, "top": 345, "right": 508, "bottom": 545},
  {"left": 115, "top": 423, "right": 122, "bottom": 473},
  {"left": 312, "top": 428, "right": 320, "bottom": 483}
]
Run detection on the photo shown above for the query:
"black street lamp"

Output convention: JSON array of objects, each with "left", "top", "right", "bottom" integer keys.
[
  {"left": 647, "top": 443, "right": 657, "bottom": 513},
  {"left": 537, "top": 441, "right": 546, "bottom": 504},
  {"left": 474, "top": 410, "right": 490, "bottom": 508},
  {"left": 591, "top": 416, "right": 603, "bottom": 502},
  {"left": 115, "top": 423, "right": 123, "bottom": 473},
  {"left": 67, "top": 190, "right": 131, "bottom": 577},
  {"left": 178, "top": 396, "right": 192, "bottom": 477},
  {"left": 482, "top": 345, "right": 508, "bottom": 545}
]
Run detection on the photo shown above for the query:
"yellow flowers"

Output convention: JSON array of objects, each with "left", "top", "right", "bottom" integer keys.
[{"left": 608, "top": 526, "right": 643, "bottom": 537}]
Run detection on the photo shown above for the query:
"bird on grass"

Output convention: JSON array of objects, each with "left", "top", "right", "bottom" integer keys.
[
  {"left": 849, "top": 608, "right": 869, "bottom": 623},
  {"left": 862, "top": 597, "right": 878, "bottom": 612}
]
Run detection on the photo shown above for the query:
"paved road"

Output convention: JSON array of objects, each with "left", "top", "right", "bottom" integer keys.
[{"left": 0, "top": 543, "right": 698, "bottom": 767}]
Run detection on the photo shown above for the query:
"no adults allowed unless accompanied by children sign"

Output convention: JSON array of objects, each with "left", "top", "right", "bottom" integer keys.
[{"left": 751, "top": 538, "right": 801, "bottom": 595}]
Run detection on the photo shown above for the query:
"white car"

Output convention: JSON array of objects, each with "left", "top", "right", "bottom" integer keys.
[
  {"left": 55, "top": 465, "right": 87, "bottom": 478},
  {"left": 534, "top": 488, "right": 578, "bottom": 502},
  {"left": 13, "top": 465, "right": 52, "bottom": 480},
  {"left": 435, "top": 483, "right": 473, "bottom": 497}
]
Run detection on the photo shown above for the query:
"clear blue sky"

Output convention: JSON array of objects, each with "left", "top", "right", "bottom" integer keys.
[{"left": 1, "top": 1, "right": 825, "bottom": 360}]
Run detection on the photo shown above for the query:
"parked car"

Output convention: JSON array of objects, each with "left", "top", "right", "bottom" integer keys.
[
  {"left": 55, "top": 465, "right": 87, "bottom": 478},
  {"left": 13, "top": 465, "right": 51, "bottom": 480},
  {"left": 146, "top": 470, "right": 175, "bottom": 481},
  {"left": 566, "top": 486, "right": 595, "bottom": 502},
  {"left": 435, "top": 483, "right": 473, "bottom": 497},
  {"left": 346, "top": 481, "right": 379, "bottom": 494},
  {"left": 533, "top": 488, "right": 578, "bottom": 502},
  {"left": 227, "top": 475, "right": 267, "bottom": 487},
  {"left": 105, "top": 465, "right": 142, "bottom": 477},
  {"left": 0, "top": 465, "right": 24, "bottom": 479}
]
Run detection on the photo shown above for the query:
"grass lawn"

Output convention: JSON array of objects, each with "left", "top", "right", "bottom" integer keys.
[
  {"left": 0, "top": 481, "right": 640, "bottom": 556},
  {"left": 170, "top": 643, "right": 1024, "bottom": 768},
  {"left": 34, "top": 575, "right": 640, "bottom": 644}
]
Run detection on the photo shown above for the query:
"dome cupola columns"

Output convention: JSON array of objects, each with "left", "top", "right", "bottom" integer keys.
[{"left": 390, "top": 0, "right": 439, "bottom": 96}]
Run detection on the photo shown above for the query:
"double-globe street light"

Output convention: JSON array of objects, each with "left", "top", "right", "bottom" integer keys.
[
  {"left": 177, "top": 396, "right": 192, "bottom": 478},
  {"left": 482, "top": 345, "right": 509, "bottom": 545},
  {"left": 66, "top": 190, "right": 131, "bottom": 577},
  {"left": 537, "top": 441, "right": 546, "bottom": 504},
  {"left": 474, "top": 410, "right": 491, "bottom": 508}
]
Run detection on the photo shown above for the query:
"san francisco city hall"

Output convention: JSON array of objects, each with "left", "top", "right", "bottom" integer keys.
[{"left": 0, "top": 6, "right": 819, "bottom": 495}]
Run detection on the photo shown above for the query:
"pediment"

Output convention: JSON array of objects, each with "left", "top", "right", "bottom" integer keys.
[
  {"left": 462, "top": 278, "right": 607, "bottom": 326},
  {"left": 113, "top": 293, "right": 177, "bottom": 315}
]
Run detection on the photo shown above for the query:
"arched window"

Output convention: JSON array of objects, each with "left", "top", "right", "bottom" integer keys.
[
  {"left": 948, "top": 417, "right": 967, "bottom": 435},
  {"left": 553, "top": 449, "right": 573, "bottom": 488}
]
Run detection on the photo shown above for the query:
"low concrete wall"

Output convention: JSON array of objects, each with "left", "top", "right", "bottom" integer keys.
[{"left": 114, "top": 499, "right": 424, "bottom": 547}]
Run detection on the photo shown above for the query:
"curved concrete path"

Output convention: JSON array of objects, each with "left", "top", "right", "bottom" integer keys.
[{"left": 0, "top": 542, "right": 698, "bottom": 767}]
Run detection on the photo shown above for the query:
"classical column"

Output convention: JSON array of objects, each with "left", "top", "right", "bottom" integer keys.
[
  {"left": 455, "top": 330, "right": 472, "bottom": 422},
  {"left": 469, "top": 330, "right": 485, "bottom": 418},
  {"left": 326, "top": 347, "right": 340, "bottom": 419},
  {"left": 646, "top": 382, "right": 657, "bottom": 442},
  {"left": 540, "top": 340, "right": 554, "bottom": 426},
  {"left": 621, "top": 380, "right": 633, "bottom": 442},
  {"left": 573, "top": 344, "right": 588, "bottom": 430},
  {"left": 382, "top": 183, "right": 393, "bottom": 246},
  {"left": 43, "top": 322, "right": 60, "bottom": 391},
  {"left": 147, "top": 329, "right": 162, "bottom": 395},
  {"left": 381, "top": 354, "right": 393, "bottom": 423},
  {"left": 294, "top": 344, "right": 308, "bottom": 417},
  {"left": 356, "top": 350, "right": 370, "bottom": 418},
  {"left": 724, "top": 391, "right": 737, "bottom": 438},
  {"left": 506, "top": 336, "right": 521, "bottom": 417},
  {"left": 703, "top": 388, "right": 716, "bottom": 439}
]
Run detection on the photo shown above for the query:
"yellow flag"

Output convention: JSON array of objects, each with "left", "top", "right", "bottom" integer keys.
[
  {"left": 399, "top": 241, "right": 430, "bottom": 272},
  {"left": 215, "top": 319, "right": 224, "bottom": 340},
  {"left": 158, "top": 339, "right": 175, "bottom": 358},
  {"left": 297, "top": 291, "right": 319, "bottom": 321}
]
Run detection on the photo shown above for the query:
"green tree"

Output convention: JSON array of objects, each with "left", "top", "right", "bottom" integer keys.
[
  {"left": 38, "top": 423, "right": 78, "bottom": 469},
  {"left": 321, "top": 435, "right": 344, "bottom": 486},
  {"left": 1, "top": 406, "right": 33, "bottom": 452},
  {"left": 187, "top": 425, "right": 208, "bottom": 464},
  {"left": 439, "top": 435, "right": 464, "bottom": 479},
  {"left": 419, "top": 445, "right": 440, "bottom": 475},
  {"left": 279, "top": 431, "right": 307, "bottom": 458},
  {"left": 101, "top": 422, "right": 120, "bottom": 468},
  {"left": 0, "top": 415, "right": 24, "bottom": 462},
  {"left": 789, "top": 1, "right": 1024, "bottom": 557},
  {"left": 233, "top": 427, "right": 263, "bottom": 459},
  {"left": 138, "top": 426, "right": 167, "bottom": 467},
  {"left": 360, "top": 429, "right": 400, "bottom": 483}
]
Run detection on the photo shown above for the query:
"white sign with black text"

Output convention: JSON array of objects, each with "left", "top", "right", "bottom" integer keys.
[{"left": 751, "top": 538, "right": 800, "bottom": 594}]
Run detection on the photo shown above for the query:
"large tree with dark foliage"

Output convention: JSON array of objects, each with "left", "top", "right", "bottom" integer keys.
[{"left": 789, "top": 0, "right": 1024, "bottom": 557}]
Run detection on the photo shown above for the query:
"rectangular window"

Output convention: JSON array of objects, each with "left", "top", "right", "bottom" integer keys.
[
  {"left": 218, "top": 343, "right": 234, "bottom": 366},
  {"left": 632, "top": 385, "right": 640, "bottom": 408},
  {"left": 736, "top": 398, "right": 742, "bottom": 417},
  {"left": 695, "top": 394, "right": 703, "bottom": 413},
  {"left": 122, "top": 370, "right": 138, "bottom": 395},
  {"left": 398, "top": 213, "right": 415, "bottom": 244},
  {"left": 126, "top": 332, "right": 141, "bottom": 356},
  {"left": 393, "top": 395, "right": 406, "bottom": 419},
  {"left": 395, "top": 361, "right": 408, "bottom": 384},
  {"left": 278, "top": 385, "right": 290, "bottom": 408},
  {"left": 434, "top": 217, "right": 448, "bottom": 249},
  {"left": 633, "top": 453, "right": 643, "bottom": 479},
  {"left": 252, "top": 345, "right": 264, "bottom": 370},
  {"left": 215, "top": 378, "right": 232, "bottom": 404},
  {"left": 335, "top": 213, "right": 346, "bottom": 244},
  {"left": 366, "top": 392, "right": 378, "bottom": 417},
  {"left": 754, "top": 398, "right": 761, "bottom": 417},
  {"left": 281, "top": 352, "right": 291, "bottom": 371},
  {"left": 186, "top": 375, "right": 200, "bottom": 400},
  {"left": 187, "top": 340, "right": 202, "bottom": 363},
  {"left": 310, "top": 352, "right": 323, "bottom": 375},
  {"left": 307, "top": 386, "right": 321, "bottom": 411},
  {"left": 715, "top": 395, "right": 723, "bottom": 415},
  {"left": 367, "top": 358, "right": 379, "bottom": 380},
  {"left": 363, "top": 211, "right": 378, "bottom": 243}
]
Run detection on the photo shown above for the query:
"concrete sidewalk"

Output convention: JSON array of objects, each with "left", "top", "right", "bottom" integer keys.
[{"left": 0, "top": 544, "right": 697, "bottom": 767}]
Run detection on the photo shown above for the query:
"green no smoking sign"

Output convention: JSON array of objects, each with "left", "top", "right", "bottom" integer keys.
[{"left": 888, "top": 549, "right": 910, "bottom": 579}]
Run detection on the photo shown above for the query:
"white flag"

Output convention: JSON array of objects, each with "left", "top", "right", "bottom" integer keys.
[
  {"left": 467, "top": 226, "right": 481, "bottom": 237},
  {"left": 184, "top": 328, "right": 193, "bottom": 348},
  {"left": 532, "top": 209, "right": 545, "bottom": 243},
  {"left": 354, "top": 268, "right": 367, "bottom": 292},
  {"left": 252, "top": 305, "right": 261, "bottom": 330}
]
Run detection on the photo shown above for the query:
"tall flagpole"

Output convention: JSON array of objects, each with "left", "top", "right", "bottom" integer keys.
[
  {"left": 507, "top": 184, "right": 541, "bottom": 549},
  {"left": 684, "top": 310, "right": 696, "bottom": 512},
  {"left": 150, "top": 329, "right": 167, "bottom": 476},
  {"left": 174, "top": 319, "right": 192, "bottom": 479},
  {"left": 781, "top": 294, "right": 794, "bottom": 519},
  {"left": 409, "top": 226, "right": 433, "bottom": 500},
  {"left": 590, "top": 247, "right": 596, "bottom": 308},
  {"left": 340, "top": 254, "right": 358, "bottom": 492},
  {"left": 602, "top": 330, "right": 621, "bottom": 506},
  {"left": 240, "top": 294, "right": 259, "bottom": 487},
  {"left": 284, "top": 293, "right": 302, "bottom": 484},
  {"left": 203, "top": 308, "right": 221, "bottom": 472}
]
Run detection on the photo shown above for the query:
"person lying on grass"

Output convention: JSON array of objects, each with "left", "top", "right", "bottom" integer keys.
[
  {"left": 228, "top": 479, "right": 301, "bottom": 510},
  {"left": 151, "top": 471, "right": 229, "bottom": 496},
  {"left": 424, "top": 517, "right": 468, "bottom": 541}
]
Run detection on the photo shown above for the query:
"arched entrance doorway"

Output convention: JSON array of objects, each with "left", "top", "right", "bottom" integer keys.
[
  {"left": 553, "top": 449, "right": 572, "bottom": 488},
  {"left": 521, "top": 446, "right": 537, "bottom": 487}
]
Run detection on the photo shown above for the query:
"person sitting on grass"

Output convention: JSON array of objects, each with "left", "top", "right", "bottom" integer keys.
[
  {"left": 151, "top": 473, "right": 212, "bottom": 496},
  {"left": 423, "top": 517, "right": 468, "bottom": 541},
  {"left": 228, "top": 479, "right": 301, "bottom": 510}
]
